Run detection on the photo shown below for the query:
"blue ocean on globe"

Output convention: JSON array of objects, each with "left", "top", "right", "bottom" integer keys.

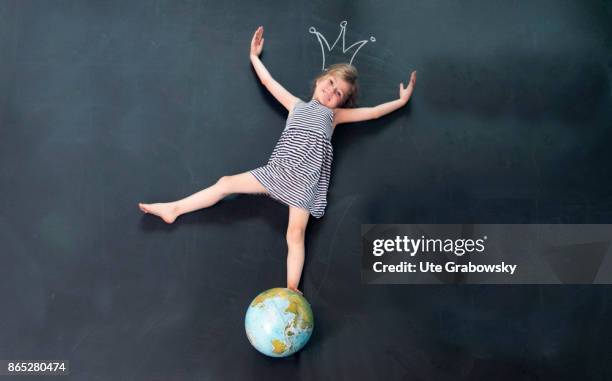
[{"left": 245, "top": 288, "right": 314, "bottom": 357}]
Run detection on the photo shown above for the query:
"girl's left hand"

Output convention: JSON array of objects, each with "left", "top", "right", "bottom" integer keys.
[{"left": 399, "top": 70, "right": 417, "bottom": 104}]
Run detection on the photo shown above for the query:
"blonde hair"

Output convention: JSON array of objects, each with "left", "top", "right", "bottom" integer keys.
[{"left": 311, "top": 63, "right": 359, "bottom": 108}]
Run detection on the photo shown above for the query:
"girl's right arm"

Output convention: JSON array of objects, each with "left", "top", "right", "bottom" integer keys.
[{"left": 250, "top": 26, "right": 299, "bottom": 113}]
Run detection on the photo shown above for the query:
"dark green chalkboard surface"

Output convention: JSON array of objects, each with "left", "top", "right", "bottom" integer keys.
[{"left": 1, "top": 0, "right": 611, "bottom": 379}]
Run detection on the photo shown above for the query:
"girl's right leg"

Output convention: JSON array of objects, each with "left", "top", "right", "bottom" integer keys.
[{"left": 138, "top": 171, "right": 268, "bottom": 223}]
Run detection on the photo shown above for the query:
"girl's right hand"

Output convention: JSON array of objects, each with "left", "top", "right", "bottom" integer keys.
[{"left": 250, "top": 26, "right": 264, "bottom": 57}]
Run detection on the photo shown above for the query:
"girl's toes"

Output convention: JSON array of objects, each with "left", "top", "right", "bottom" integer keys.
[{"left": 288, "top": 287, "right": 303, "bottom": 296}]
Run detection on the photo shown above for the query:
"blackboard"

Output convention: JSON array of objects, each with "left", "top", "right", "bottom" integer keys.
[{"left": 1, "top": 0, "right": 611, "bottom": 379}]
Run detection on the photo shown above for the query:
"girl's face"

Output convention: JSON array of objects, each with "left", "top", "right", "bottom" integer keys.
[{"left": 314, "top": 74, "right": 351, "bottom": 109}]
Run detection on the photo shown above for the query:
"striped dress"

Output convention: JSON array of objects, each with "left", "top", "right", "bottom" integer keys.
[{"left": 250, "top": 98, "right": 334, "bottom": 219}]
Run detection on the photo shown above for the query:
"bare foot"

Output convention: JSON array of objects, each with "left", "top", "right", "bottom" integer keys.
[
  {"left": 287, "top": 287, "right": 303, "bottom": 296},
  {"left": 138, "top": 202, "right": 179, "bottom": 224}
]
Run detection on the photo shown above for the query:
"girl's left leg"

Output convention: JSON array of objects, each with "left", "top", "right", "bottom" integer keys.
[{"left": 286, "top": 205, "right": 310, "bottom": 295}]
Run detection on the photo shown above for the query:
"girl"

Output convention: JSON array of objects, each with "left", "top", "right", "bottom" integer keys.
[{"left": 139, "top": 26, "right": 417, "bottom": 295}]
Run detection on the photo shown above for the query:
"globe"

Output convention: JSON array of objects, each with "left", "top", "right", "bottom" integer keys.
[{"left": 245, "top": 287, "right": 314, "bottom": 357}]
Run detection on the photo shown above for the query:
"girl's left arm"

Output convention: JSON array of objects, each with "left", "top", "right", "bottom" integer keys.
[{"left": 334, "top": 71, "right": 417, "bottom": 126}]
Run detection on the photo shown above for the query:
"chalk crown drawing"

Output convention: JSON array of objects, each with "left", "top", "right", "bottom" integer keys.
[{"left": 309, "top": 20, "right": 376, "bottom": 70}]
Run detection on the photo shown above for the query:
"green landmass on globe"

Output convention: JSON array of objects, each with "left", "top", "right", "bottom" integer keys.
[{"left": 246, "top": 288, "right": 314, "bottom": 357}]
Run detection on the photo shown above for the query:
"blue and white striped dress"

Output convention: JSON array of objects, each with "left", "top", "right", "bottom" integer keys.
[{"left": 250, "top": 98, "right": 334, "bottom": 219}]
